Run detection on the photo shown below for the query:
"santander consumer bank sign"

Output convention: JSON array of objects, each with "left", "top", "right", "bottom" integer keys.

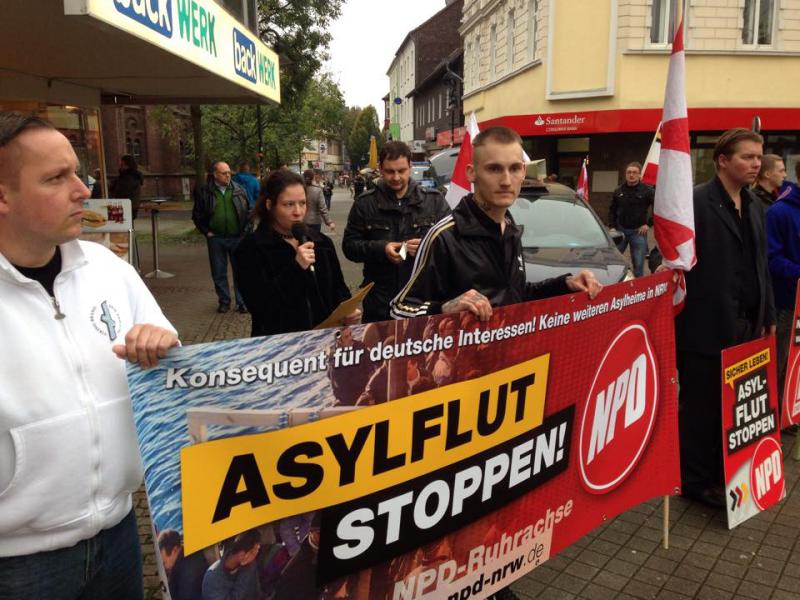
[{"left": 579, "top": 323, "right": 659, "bottom": 494}]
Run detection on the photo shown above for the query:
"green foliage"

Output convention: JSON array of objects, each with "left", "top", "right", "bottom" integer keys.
[
  {"left": 201, "top": 72, "right": 347, "bottom": 170},
  {"left": 347, "top": 105, "right": 384, "bottom": 168}
]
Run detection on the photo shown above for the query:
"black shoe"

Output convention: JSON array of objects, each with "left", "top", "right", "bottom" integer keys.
[
  {"left": 682, "top": 485, "right": 726, "bottom": 509},
  {"left": 237, "top": 305, "right": 248, "bottom": 314},
  {"left": 217, "top": 303, "right": 230, "bottom": 314}
]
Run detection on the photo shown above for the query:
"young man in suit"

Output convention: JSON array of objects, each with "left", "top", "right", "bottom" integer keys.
[{"left": 675, "top": 128, "right": 775, "bottom": 508}]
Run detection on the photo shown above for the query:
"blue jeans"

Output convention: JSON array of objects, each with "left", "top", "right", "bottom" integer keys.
[
  {"left": 617, "top": 227, "right": 648, "bottom": 277},
  {"left": 0, "top": 509, "right": 143, "bottom": 600},
  {"left": 207, "top": 235, "right": 244, "bottom": 307}
]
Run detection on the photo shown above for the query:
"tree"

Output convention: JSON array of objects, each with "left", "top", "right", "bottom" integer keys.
[
  {"left": 200, "top": 72, "right": 346, "bottom": 170},
  {"left": 347, "top": 106, "right": 383, "bottom": 169},
  {"left": 189, "top": 1, "right": 345, "bottom": 178}
]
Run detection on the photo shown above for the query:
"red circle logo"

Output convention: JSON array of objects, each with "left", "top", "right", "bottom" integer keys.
[
  {"left": 579, "top": 323, "right": 659, "bottom": 494},
  {"left": 749, "top": 437, "right": 784, "bottom": 511}
]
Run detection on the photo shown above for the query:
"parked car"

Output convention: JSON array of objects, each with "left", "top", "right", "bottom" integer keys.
[
  {"left": 411, "top": 161, "right": 438, "bottom": 190},
  {"left": 508, "top": 181, "right": 633, "bottom": 285},
  {"left": 429, "top": 148, "right": 460, "bottom": 191}
]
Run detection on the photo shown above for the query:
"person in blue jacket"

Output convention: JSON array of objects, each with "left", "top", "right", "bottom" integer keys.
[
  {"left": 232, "top": 161, "right": 260, "bottom": 209},
  {"left": 766, "top": 176, "right": 800, "bottom": 396}
]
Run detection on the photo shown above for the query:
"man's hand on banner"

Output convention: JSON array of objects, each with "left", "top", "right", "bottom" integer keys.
[
  {"left": 113, "top": 324, "right": 179, "bottom": 369},
  {"left": 442, "top": 289, "right": 493, "bottom": 321},
  {"left": 566, "top": 270, "right": 603, "bottom": 299}
]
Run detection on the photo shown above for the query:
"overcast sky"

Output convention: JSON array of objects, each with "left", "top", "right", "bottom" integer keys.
[{"left": 326, "top": 0, "right": 448, "bottom": 111}]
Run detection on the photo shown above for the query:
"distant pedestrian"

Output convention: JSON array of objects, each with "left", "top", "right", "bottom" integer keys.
[
  {"left": 232, "top": 161, "right": 260, "bottom": 209},
  {"left": 323, "top": 177, "right": 334, "bottom": 210},
  {"left": 191, "top": 161, "right": 250, "bottom": 314},
  {"left": 353, "top": 173, "right": 365, "bottom": 198},
  {"left": 110, "top": 154, "right": 144, "bottom": 220},
  {"left": 302, "top": 169, "right": 334, "bottom": 234},
  {"left": 608, "top": 162, "right": 654, "bottom": 277}
]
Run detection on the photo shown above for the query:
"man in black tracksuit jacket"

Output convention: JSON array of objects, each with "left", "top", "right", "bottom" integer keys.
[
  {"left": 343, "top": 142, "right": 450, "bottom": 322},
  {"left": 390, "top": 127, "right": 601, "bottom": 325},
  {"left": 389, "top": 126, "right": 600, "bottom": 600}
]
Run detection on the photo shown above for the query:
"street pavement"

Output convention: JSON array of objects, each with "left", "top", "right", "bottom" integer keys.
[{"left": 134, "top": 188, "right": 800, "bottom": 599}]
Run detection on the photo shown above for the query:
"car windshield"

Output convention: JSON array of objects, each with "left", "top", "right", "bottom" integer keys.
[
  {"left": 411, "top": 165, "right": 433, "bottom": 181},
  {"left": 509, "top": 196, "right": 610, "bottom": 248},
  {"left": 430, "top": 151, "right": 459, "bottom": 185}
]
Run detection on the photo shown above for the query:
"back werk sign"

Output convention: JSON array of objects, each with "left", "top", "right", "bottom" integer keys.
[{"left": 128, "top": 273, "right": 679, "bottom": 599}]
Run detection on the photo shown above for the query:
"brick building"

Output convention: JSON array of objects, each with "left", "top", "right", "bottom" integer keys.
[
  {"left": 101, "top": 105, "right": 194, "bottom": 201},
  {"left": 387, "top": 0, "right": 465, "bottom": 148}
]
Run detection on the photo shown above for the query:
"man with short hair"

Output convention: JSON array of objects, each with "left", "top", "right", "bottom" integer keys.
[
  {"left": 752, "top": 154, "right": 786, "bottom": 210},
  {"left": 609, "top": 161, "right": 654, "bottom": 277},
  {"left": 201, "top": 529, "right": 261, "bottom": 600},
  {"left": 390, "top": 126, "right": 601, "bottom": 322},
  {"left": 389, "top": 126, "right": 599, "bottom": 600},
  {"left": 232, "top": 161, "right": 260, "bottom": 209},
  {"left": 192, "top": 161, "right": 250, "bottom": 313},
  {"left": 0, "top": 112, "right": 179, "bottom": 599},
  {"left": 343, "top": 141, "right": 450, "bottom": 322},
  {"left": 676, "top": 128, "right": 775, "bottom": 508}
]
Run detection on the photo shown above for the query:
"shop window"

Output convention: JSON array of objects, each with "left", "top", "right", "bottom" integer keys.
[
  {"left": 743, "top": 0, "right": 775, "bottom": 46},
  {"left": 557, "top": 137, "right": 590, "bottom": 153},
  {"left": 650, "top": 0, "right": 677, "bottom": 45}
]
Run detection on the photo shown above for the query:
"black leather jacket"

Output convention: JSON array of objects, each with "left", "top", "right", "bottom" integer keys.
[
  {"left": 609, "top": 181, "right": 654, "bottom": 229},
  {"left": 343, "top": 179, "right": 450, "bottom": 322},
  {"left": 191, "top": 179, "right": 249, "bottom": 237}
]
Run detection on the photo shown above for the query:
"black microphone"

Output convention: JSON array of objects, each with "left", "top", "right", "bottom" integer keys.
[{"left": 291, "top": 222, "right": 315, "bottom": 273}]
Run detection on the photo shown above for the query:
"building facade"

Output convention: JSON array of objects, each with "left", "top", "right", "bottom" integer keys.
[
  {"left": 461, "top": 0, "right": 800, "bottom": 213},
  {"left": 409, "top": 50, "right": 466, "bottom": 156},
  {"left": 387, "top": 0, "right": 465, "bottom": 147},
  {"left": 300, "top": 138, "right": 346, "bottom": 177}
]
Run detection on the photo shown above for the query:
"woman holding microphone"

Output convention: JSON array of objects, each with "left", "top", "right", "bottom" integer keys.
[{"left": 234, "top": 169, "right": 358, "bottom": 336}]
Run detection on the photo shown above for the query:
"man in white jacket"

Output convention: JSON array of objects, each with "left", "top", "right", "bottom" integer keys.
[{"left": 0, "top": 112, "right": 179, "bottom": 598}]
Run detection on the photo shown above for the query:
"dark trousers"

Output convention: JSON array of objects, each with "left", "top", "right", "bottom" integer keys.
[
  {"left": 207, "top": 235, "right": 243, "bottom": 307},
  {"left": 0, "top": 509, "right": 143, "bottom": 600},
  {"left": 677, "top": 319, "right": 756, "bottom": 491}
]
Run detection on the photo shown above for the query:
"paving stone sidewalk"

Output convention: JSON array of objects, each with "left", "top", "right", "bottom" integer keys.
[{"left": 133, "top": 190, "right": 800, "bottom": 599}]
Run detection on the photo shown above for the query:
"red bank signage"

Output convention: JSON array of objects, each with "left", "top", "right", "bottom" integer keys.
[{"left": 481, "top": 108, "right": 800, "bottom": 136}]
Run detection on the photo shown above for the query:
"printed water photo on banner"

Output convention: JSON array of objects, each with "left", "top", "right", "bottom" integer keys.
[{"left": 128, "top": 272, "right": 680, "bottom": 599}]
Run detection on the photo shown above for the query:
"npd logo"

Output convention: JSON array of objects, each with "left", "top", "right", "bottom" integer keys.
[
  {"left": 579, "top": 323, "right": 658, "bottom": 494},
  {"left": 233, "top": 28, "right": 257, "bottom": 84},
  {"left": 114, "top": 0, "right": 173, "bottom": 39}
]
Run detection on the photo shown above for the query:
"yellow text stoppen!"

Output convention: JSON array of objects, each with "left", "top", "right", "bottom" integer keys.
[{"left": 180, "top": 355, "right": 550, "bottom": 553}]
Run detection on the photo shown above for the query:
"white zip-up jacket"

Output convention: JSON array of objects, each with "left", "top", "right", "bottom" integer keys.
[{"left": 0, "top": 240, "right": 176, "bottom": 557}]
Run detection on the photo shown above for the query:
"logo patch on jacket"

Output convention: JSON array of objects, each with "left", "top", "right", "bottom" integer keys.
[{"left": 90, "top": 301, "right": 121, "bottom": 341}]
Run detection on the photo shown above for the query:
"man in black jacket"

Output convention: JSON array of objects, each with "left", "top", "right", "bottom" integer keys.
[
  {"left": 191, "top": 161, "right": 250, "bottom": 313},
  {"left": 389, "top": 126, "right": 600, "bottom": 600},
  {"left": 343, "top": 141, "right": 450, "bottom": 322},
  {"left": 675, "top": 128, "right": 776, "bottom": 508},
  {"left": 390, "top": 126, "right": 601, "bottom": 321},
  {"left": 608, "top": 162, "right": 654, "bottom": 277}
]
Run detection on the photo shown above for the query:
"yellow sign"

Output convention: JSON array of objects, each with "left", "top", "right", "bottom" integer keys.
[
  {"left": 68, "top": 0, "right": 280, "bottom": 103},
  {"left": 724, "top": 349, "right": 771, "bottom": 386},
  {"left": 180, "top": 355, "right": 550, "bottom": 553}
]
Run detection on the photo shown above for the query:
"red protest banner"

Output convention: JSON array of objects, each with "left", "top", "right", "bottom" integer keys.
[
  {"left": 782, "top": 283, "right": 800, "bottom": 428},
  {"left": 129, "top": 273, "right": 680, "bottom": 599},
  {"left": 721, "top": 336, "right": 785, "bottom": 529}
]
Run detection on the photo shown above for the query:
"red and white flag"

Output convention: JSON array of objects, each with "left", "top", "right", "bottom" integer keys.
[
  {"left": 653, "top": 18, "right": 695, "bottom": 309},
  {"left": 641, "top": 123, "right": 662, "bottom": 186},
  {"left": 576, "top": 158, "right": 589, "bottom": 202},
  {"left": 445, "top": 112, "right": 480, "bottom": 208}
]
